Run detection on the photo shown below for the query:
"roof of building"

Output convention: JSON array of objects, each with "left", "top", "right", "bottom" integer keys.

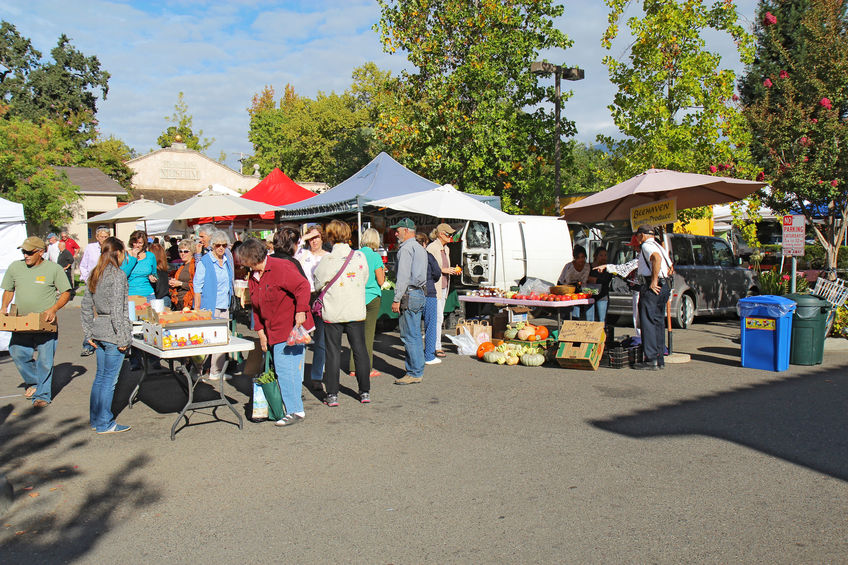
[{"left": 53, "top": 166, "right": 127, "bottom": 196}]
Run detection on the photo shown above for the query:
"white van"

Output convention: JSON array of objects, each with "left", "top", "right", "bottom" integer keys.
[{"left": 457, "top": 216, "right": 573, "bottom": 289}]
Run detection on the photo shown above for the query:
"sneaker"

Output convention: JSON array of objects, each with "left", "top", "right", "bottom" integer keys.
[
  {"left": 203, "top": 373, "right": 222, "bottom": 381},
  {"left": 359, "top": 392, "right": 371, "bottom": 404},
  {"left": 324, "top": 394, "right": 339, "bottom": 407},
  {"left": 274, "top": 413, "right": 304, "bottom": 427},
  {"left": 80, "top": 348, "right": 94, "bottom": 357},
  {"left": 425, "top": 358, "right": 442, "bottom": 365},
  {"left": 97, "top": 423, "right": 131, "bottom": 434},
  {"left": 394, "top": 375, "right": 422, "bottom": 385},
  {"left": 369, "top": 369, "right": 381, "bottom": 378}
]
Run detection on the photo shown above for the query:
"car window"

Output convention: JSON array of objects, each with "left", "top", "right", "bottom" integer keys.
[
  {"left": 691, "top": 238, "right": 711, "bottom": 266},
  {"left": 709, "top": 238, "right": 734, "bottom": 267},
  {"left": 608, "top": 238, "right": 637, "bottom": 266},
  {"left": 465, "top": 221, "right": 491, "bottom": 248},
  {"left": 671, "top": 237, "right": 694, "bottom": 266}
]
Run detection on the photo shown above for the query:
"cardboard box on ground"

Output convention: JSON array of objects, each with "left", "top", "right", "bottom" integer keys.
[
  {"left": 0, "top": 305, "right": 58, "bottom": 332},
  {"left": 555, "top": 321, "right": 606, "bottom": 370},
  {"left": 491, "top": 307, "right": 531, "bottom": 339}
]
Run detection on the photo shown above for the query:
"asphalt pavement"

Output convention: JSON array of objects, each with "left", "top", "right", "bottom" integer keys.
[{"left": 0, "top": 303, "right": 846, "bottom": 564}]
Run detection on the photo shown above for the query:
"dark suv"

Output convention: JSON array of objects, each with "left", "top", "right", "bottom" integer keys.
[{"left": 605, "top": 233, "right": 759, "bottom": 328}]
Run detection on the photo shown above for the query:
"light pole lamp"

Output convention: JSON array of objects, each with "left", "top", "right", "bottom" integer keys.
[{"left": 530, "top": 62, "right": 585, "bottom": 214}]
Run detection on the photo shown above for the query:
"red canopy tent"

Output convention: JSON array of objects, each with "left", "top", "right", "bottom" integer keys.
[{"left": 192, "top": 168, "right": 316, "bottom": 224}]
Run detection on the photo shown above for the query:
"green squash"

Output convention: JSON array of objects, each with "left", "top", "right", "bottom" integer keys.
[
  {"left": 520, "top": 353, "right": 545, "bottom": 367},
  {"left": 504, "top": 328, "right": 519, "bottom": 340},
  {"left": 483, "top": 351, "right": 506, "bottom": 364}
]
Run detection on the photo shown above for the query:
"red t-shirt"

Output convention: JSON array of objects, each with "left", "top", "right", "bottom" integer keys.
[
  {"left": 62, "top": 237, "right": 80, "bottom": 257},
  {"left": 248, "top": 257, "right": 314, "bottom": 346}
]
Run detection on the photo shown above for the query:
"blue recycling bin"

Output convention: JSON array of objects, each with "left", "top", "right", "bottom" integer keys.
[{"left": 738, "top": 295, "right": 796, "bottom": 372}]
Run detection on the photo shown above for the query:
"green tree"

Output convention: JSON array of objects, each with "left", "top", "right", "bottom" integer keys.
[
  {"left": 0, "top": 106, "right": 80, "bottom": 228},
  {"left": 0, "top": 21, "right": 40, "bottom": 105},
  {"left": 375, "top": 0, "right": 573, "bottom": 212},
  {"left": 247, "top": 70, "right": 385, "bottom": 185},
  {"left": 599, "top": 0, "right": 754, "bottom": 184},
  {"left": 741, "top": 0, "right": 848, "bottom": 270},
  {"left": 80, "top": 135, "right": 136, "bottom": 190},
  {"left": 157, "top": 92, "right": 213, "bottom": 151}
]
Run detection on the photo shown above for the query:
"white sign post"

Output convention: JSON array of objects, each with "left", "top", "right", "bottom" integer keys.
[{"left": 782, "top": 214, "right": 806, "bottom": 293}]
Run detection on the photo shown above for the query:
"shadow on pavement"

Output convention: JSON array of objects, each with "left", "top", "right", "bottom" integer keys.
[
  {"left": 51, "top": 362, "right": 87, "bottom": 399},
  {"left": 590, "top": 363, "right": 848, "bottom": 482}
]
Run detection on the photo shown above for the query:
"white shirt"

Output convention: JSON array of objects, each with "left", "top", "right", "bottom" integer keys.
[
  {"left": 557, "top": 262, "right": 590, "bottom": 285},
  {"left": 637, "top": 238, "right": 672, "bottom": 277},
  {"left": 46, "top": 242, "right": 60, "bottom": 263}
]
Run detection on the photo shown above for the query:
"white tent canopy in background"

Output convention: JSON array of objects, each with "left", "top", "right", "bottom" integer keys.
[
  {"left": 712, "top": 203, "right": 778, "bottom": 232},
  {"left": 140, "top": 190, "right": 281, "bottom": 222},
  {"left": 0, "top": 198, "right": 27, "bottom": 351},
  {"left": 367, "top": 184, "right": 517, "bottom": 223},
  {"left": 198, "top": 184, "right": 241, "bottom": 197},
  {"left": 86, "top": 198, "right": 168, "bottom": 224}
]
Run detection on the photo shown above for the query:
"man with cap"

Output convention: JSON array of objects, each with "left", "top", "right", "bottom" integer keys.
[
  {"left": 426, "top": 223, "right": 459, "bottom": 360},
  {"left": 390, "top": 218, "right": 428, "bottom": 384},
  {"left": 633, "top": 224, "right": 673, "bottom": 370},
  {"left": 46, "top": 233, "right": 60, "bottom": 263},
  {"left": 1, "top": 236, "right": 73, "bottom": 407}
]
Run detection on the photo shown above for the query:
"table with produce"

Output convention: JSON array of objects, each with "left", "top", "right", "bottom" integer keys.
[
  {"left": 129, "top": 306, "right": 254, "bottom": 440},
  {"left": 458, "top": 285, "right": 596, "bottom": 326}
]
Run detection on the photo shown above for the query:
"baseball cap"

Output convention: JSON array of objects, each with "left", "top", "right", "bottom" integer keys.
[
  {"left": 436, "top": 223, "right": 456, "bottom": 234},
  {"left": 635, "top": 224, "right": 655, "bottom": 235},
  {"left": 19, "top": 236, "right": 46, "bottom": 251},
  {"left": 47, "top": 232, "right": 58, "bottom": 240},
  {"left": 389, "top": 218, "right": 415, "bottom": 230},
  {"left": 626, "top": 234, "right": 640, "bottom": 247}
]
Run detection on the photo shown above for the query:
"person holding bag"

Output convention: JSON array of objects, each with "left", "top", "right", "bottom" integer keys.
[
  {"left": 313, "top": 220, "right": 371, "bottom": 407},
  {"left": 237, "top": 238, "right": 313, "bottom": 427},
  {"left": 80, "top": 237, "right": 133, "bottom": 434}
]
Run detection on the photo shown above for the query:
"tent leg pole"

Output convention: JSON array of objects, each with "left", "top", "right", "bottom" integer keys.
[{"left": 357, "top": 211, "right": 362, "bottom": 243}]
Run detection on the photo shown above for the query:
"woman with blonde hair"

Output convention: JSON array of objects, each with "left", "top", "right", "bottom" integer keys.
[
  {"left": 358, "top": 227, "right": 386, "bottom": 377},
  {"left": 81, "top": 237, "right": 132, "bottom": 434},
  {"left": 313, "top": 220, "right": 371, "bottom": 406}
]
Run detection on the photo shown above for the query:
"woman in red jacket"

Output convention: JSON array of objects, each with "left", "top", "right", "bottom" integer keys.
[{"left": 235, "top": 238, "right": 313, "bottom": 427}]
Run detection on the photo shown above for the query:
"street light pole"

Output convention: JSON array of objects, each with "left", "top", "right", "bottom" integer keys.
[{"left": 530, "top": 62, "right": 584, "bottom": 215}]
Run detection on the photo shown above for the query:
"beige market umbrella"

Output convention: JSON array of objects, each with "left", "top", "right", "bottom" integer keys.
[
  {"left": 86, "top": 198, "right": 168, "bottom": 223},
  {"left": 140, "top": 190, "right": 281, "bottom": 222},
  {"left": 560, "top": 169, "right": 767, "bottom": 222}
]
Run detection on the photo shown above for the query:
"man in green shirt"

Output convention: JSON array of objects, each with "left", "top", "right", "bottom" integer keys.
[{"left": 1, "top": 236, "right": 72, "bottom": 407}]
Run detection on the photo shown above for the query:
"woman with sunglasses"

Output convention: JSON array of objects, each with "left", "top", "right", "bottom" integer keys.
[
  {"left": 193, "top": 230, "right": 234, "bottom": 381},
  {"left": 169, "top": 239, "right": 196, "bottom": 310}
]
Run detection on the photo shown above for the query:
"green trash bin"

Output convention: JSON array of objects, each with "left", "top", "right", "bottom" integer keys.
[{"left": 785, "top": 293, "right": 831, "bottom": 365}]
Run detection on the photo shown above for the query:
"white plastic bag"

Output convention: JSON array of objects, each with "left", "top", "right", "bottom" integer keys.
[
  {"left": 519, "top": 277, "right": 554, "bottom": 295},
  {"left": 446, "top": 332, "right": 478, "bottom": 356}
]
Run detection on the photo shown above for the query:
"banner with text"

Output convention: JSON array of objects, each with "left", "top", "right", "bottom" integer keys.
[{"left": 630, "top": 198, "right": 678, "bottom": 231}]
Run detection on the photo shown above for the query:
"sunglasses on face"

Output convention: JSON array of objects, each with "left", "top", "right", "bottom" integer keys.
[
  {"left": 213, "top": 243, "right": 228, "bottom": 249},
  {"left": 22, "top": 249, "right": 39, "bottom": 256},
  {"left": 179, "top": 250, "right": 191, "bottom": 254}
]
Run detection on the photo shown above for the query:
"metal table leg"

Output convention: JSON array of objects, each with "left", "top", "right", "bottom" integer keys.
[
  {"left": 170, "top": 359, "right": 244, "bottom": 441},
  {"left": 128, "top": 349, "right": 149, "bottom": 408}
]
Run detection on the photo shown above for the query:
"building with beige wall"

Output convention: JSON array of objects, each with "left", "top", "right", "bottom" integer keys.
[
  {"left": 57, "top": 166, "right": 128, "bottom": 246},
  {"left": 126, "top": 141, "right": 261, "bottom": 203}
]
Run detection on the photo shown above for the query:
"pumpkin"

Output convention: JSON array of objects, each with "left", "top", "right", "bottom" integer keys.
[
  {"left": 504, "top": 328, "right": 519, "bottom": 340},
  {"left": 535, "top": 326, "right": 549, "bottom": 340},
  {"left": 517, "top": 327, "right": 535, "bottom": 340},
  {"left": 483, "top": 351, "right": 506, "bottom": 364},
  {"left": 492, "top": 339, "right": 504, "bottom": 347},
  {"left": 520, "top": 353, "right": 545, "bottom": 366},
  {"left": 477, "top": 341, "right": 495, "bottom": 359},
  {"left": 506, "top": 355, "right": 520, "bottom": 366}
]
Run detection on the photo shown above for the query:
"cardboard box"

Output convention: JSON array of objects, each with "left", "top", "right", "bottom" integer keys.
[
  {"left": 0, "top": 305, "right": 58, "bottom": 332},
  {"left": 151, "top": 309, "right": 213, "bottom": 325},
  {"left": 142, "top": 318, "right": 229, "bottom": 350},
  {"left": 490, "top": 311, "right": 508, "bottom": 339},
  {"left": 555, "top": 321, "right": 606, "bottom": 370},
  {"left": 508, "top": 306, "right": 531, "bottom": 323}
]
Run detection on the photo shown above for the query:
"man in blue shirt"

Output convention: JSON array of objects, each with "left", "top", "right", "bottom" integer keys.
[{"left": 391, "top": 218, "right": 428, "bottom": 385}]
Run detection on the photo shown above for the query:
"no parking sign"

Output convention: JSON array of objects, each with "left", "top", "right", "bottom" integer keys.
[{"left": 782, "top": 215, "right": 805, "bottom": 256}]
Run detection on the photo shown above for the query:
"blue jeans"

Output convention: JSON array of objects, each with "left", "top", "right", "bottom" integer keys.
[
  {"left": 91, "top": 340, "right": 125, "bottom": 431},
  {"left": 572, "top": 303, "right": 595, "bottom": 321},
  {"left": 308, "top": 315, "right": 326, "bottom": 382},
  {"left": 398, "top": 289, "right": 425, "bottom": 377},
  {"left": 594, "top": 297, "right": 609, "bottom": 324},
  {"left": 9, "top": 332, "right": 57, "bottom": 403},
  {"left": 424, "top": 296, "right": 438, "bottom": 362},
  {"left": 272, "top": 342, "right": 305, "bottom": 415}
]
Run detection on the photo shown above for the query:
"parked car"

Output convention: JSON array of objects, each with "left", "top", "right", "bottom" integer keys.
[{"left": 604, "top": 233, "right": 759, "bottom": 328}]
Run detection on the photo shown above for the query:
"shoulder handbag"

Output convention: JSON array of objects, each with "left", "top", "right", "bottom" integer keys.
[{"left": 311, "top": 250, "right": 356, "bottom": 317}]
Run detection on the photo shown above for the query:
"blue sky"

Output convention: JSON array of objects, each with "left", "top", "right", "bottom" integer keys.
[{"left": 0, "top": 0, "right": 758, "bottom": 174}]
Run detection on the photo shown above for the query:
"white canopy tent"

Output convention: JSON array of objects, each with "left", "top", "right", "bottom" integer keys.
[
  {"left": 0, "top": 198, "right": 27, "bottom": 351},
  {"left": 712, "top": 203, "right": 778, "bottom": 232},
  {"left": 367, "top": 184, "right": 517, "bottom": 223}
]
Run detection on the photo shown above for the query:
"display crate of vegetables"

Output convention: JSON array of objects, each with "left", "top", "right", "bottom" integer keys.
[{"left": 502, "top": 321, "right": 551, "bottom": 343}]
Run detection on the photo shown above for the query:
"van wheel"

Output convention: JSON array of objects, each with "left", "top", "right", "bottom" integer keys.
[{"left": 673, "top": 294, "right": 695, "bottom": 329}]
